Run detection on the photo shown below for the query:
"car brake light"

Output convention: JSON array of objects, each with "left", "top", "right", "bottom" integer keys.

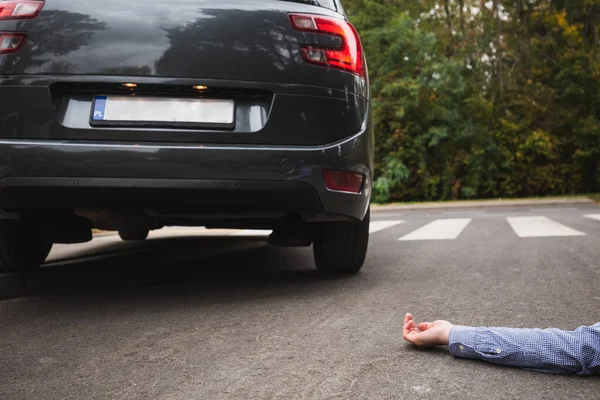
[
  {"left": 323, "top": 169, "right": 365, "bottom": 194},
  {"left": 0, "top": 32, "right": 26, "bottom": 54},
  {"left": 0, "top": 1, "right": 44, "bottom": 21},
  {"left": 289, "top": 13, "right": 366, "bottom": 79}
]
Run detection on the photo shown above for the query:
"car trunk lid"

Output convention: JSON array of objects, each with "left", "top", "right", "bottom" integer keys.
[{"left": 0, "top": 0, "right": 360, "bottom": 91}]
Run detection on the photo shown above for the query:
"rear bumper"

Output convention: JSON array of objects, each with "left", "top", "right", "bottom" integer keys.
[
  {"left": 0, "top": 124, "right": 373, "bottom": 221},
  {"left": 0, "top": 75, "right": 368, "bottom": 146}
]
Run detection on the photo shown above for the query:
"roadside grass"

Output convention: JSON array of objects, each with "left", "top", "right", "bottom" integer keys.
[{"left": 586, "top": 194, "right": 600, "bottom": 204}]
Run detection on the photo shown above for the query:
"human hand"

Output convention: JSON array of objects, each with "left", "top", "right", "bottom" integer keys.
[{"left": 402, "top": 313, "right": 454, "bottom": 348}]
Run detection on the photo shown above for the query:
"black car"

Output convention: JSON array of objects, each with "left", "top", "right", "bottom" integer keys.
[{"left": 0, "top": 0, "right": 373, "bottom": 273}]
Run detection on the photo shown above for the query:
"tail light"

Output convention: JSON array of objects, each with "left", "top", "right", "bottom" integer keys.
[
  {"left": 0, "top": 32, "right": 26, "bottom": 54},
  {"left": 0, "top": 1, "right": 45, "bottom": 21},
  {"left": 289, "top": 13, "right": 366, "bottom": 79},
  {"left": 323, "top": 169, "right": 365, "bottom": 194}
]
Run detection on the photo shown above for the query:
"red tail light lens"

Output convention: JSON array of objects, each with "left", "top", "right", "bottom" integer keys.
[
  {"left": 290, "top": 13, "right": 366, "bottom": 79},
  {"left": 0, "top": 1, "right": 45, "bottom": 21},
  {"left": 0, "top": 32, "right": 26, "bottom": 54},
  {"left": 323, "top": 169, "right": 365, "bottom": 194}
]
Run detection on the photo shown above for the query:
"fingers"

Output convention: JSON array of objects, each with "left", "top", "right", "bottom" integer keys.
[
  {"left": 402, "top": 317, "right": 412, "bottom": 336},
  {"left": 404, "top": 334, "right": 418, "bottom": 345},
  {"left": 402, "top": 324, "right": 418, "bottom": 344},
  {"left": 403, "top": 322, "right": 422, "bottom": 346},
  {"left": 417, "top": 322, "right": 433, "bottom": 331},
  {"left": 403, "top": 314, "right": 418, "bottom": 342},
  {"left": 404, "top": 314, "right": 434, "bottom": 332}
]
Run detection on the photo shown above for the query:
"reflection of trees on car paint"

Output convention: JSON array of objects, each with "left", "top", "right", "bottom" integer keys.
[
  {"left": 0, "top": 10, "right": 106, "bottom": 74},
  {"left": 155, "top": 9, "right": 298, "bottom": 78},
  {"left": 100, "top": 66, "right": 152, "bottom": 76}
]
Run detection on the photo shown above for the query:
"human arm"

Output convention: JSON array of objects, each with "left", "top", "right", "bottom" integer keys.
[{"left": 402, "top": 313, "right": 600, "bottom": 375}]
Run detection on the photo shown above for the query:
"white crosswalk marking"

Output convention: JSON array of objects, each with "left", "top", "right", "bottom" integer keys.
[
  {"left": 507, "top": 216, "right": 585, "bottom": 237},
  {"left": 399, "top": 218, "right": 472, "bottom": 241},
  {"left": 370, "top": 220, "right": 404, "bottom": 233},
  {"left": 233, "top": 221, "right": 404, "bottom": 237},
  {"left": 233, "top": 230, "right": 272, "bottom": 236},
  {"left": 214, "top": 216, "right": 592, "bottom": 240}
]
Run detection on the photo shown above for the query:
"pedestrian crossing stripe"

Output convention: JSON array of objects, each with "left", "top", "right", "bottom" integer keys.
[
  {"left": 234, "top": 230, "right": 273, "bottom": 236},
  {"left": 228, "top": 214, "right": 598, "bottom": 240},
  {"left": 507, "top": 216, "right": 585, "bottom": 237},
  {"left": 399, "top": 218, "right": 472, "bottom": 241},
  {"left": 236, "top": 221, "right": 406, "bottom": 236},
  {"left": 369, "top": 220, "right": 404, "bottom": 233}
]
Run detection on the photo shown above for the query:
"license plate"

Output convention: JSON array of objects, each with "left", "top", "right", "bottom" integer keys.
[{"left": 90, "top": 96, "right": 235, "bottom": 129}]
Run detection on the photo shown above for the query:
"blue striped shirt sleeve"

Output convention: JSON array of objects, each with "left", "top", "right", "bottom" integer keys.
[{"left": 448, "top": 323, "right": 600, "bottom": 375}]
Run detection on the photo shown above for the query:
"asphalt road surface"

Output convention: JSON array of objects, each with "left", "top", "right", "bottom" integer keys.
[{"left": 1, "top": 205, "right": 599, "bottom": 399}]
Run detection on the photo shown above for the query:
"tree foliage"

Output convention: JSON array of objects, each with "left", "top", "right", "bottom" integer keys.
[{"left": 344, "top": 0, "right": 600, "bottom": 202}]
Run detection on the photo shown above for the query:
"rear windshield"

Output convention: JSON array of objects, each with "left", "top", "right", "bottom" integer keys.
[{"left": 278, "top": 0, "right": 338, "bottom": 11}]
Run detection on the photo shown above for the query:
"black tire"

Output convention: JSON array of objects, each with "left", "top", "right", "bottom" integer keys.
[
  {"left": 0, "top": 221, "right": 53, "bottom": 273},
  {"left": 118, "top": 229, "right": 149, "bottom": 241},
  {"left": 313, "top": 209, "right": 370, "bottom": 274}
]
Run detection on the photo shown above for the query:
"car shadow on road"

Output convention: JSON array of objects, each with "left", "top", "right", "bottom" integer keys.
[{"left": 12, "top": 236, "right": 363, "bottom": 309}]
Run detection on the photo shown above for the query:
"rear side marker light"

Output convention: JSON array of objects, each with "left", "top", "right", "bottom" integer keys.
[
  {"left": 0, "top": 1, "right": 44, "bottom": 21},
  {"left": 0, "top": 32, "right": 26, "bottom": 55},
  {"left": 323, "top": 169, "right": 365, "bottom": 194},
  {"left": 290, "top": 13, "right": 366, "bottom": 78}
]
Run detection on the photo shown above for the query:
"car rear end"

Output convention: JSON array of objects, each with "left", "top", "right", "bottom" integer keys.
[{"left": 0, "top": 0, "right": 373, "bottom": 273}]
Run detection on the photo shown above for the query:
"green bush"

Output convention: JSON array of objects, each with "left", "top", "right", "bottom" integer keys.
[{"left": 344, "top": 0, "right": 600, "bottom": 202}]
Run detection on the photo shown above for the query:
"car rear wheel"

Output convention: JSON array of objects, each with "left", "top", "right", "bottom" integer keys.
[
  {"left": 118, "top": 229, "right": 149, "bottom": 241},
  {"left": 0, "top": 221, "right": 53, "bottom": 273},
  {"left": 313, "top": 209, "right": 370, "bottom": 274}
]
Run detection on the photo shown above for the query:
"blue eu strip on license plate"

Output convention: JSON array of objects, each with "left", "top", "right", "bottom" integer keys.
[{"left": 92, "top": 96, "right": 107, "bottom": 121}]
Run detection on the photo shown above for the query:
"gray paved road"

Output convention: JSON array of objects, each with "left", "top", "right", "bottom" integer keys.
[{"left": 1, "top": 205, "right": 599, "bottom": 399}]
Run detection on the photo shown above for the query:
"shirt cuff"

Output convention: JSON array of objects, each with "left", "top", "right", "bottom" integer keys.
[{"left": 448, "top": 326, "right": 479, "bottom": 359}]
